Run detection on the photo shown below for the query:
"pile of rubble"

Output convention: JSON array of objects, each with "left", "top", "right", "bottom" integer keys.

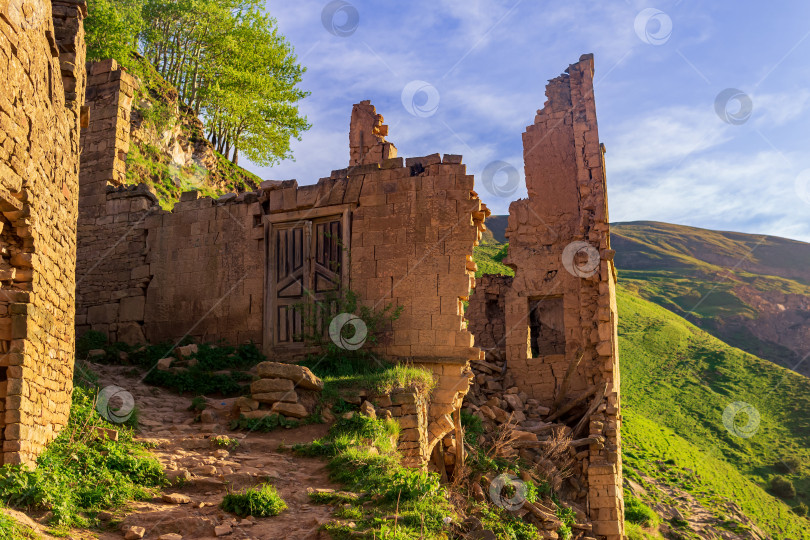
[
  {"left": 235, "top": 362, "right": 324, "bottom": 420},
  {"left": 462, "top": 352, "right": 603, "bottom": 539}
]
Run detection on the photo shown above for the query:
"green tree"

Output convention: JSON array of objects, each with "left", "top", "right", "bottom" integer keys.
[
  {"left": 85, "top": 0, "right": 144, "bottom": 61},
  {"left": 83, "top": 0, "right": 309, "bottom": 166}
]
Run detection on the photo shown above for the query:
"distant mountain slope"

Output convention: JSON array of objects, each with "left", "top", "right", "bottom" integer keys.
[{"left": 612, "top": 221, "right": 810, "bottom": 376}]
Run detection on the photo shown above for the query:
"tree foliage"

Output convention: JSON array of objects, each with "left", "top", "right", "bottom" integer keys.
[{"left": 84, "top": 0, "right": 310, "bottom": 166}]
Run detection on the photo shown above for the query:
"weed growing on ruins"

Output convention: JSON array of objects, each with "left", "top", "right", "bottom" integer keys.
[
  {"left": 221, "top": 483, "right": 287, "bottom": 518},
  {"left": 474, "top": 502, "right": 539, "bottom": 540},
  {"left": 624, "top": 496, "right": 660, "bottom": 527},
  {"left": 0, "top": 386, "right": 165, "bottom": 531},
  {"left": 296, "top": 288, "right": 403, "bottom": 361}
]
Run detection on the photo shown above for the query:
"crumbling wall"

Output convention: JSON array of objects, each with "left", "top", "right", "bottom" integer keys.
[
  {"left": 0, "top": 0, "right": 87, "bottom": 465},
  {"left": 467, "top": 55, "right": 623, "bottom": 538},
  {"left": 466, "top": 274, "right": 512, "bottom": 362},
  {"left": 75, "top": 97, "right": 483, "bottom": 468}
]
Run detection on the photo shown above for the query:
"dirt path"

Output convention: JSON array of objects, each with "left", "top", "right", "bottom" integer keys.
[
  {"left": 630, "top": 474, "right": 767, "bottom": 540},
  {"left": 87, "top": 363, "right": 337, "bottom": 540}
]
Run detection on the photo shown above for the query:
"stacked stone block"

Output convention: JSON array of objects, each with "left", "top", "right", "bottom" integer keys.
[{"left": 0, "top": 0, "right": 87, "bottom": 465}]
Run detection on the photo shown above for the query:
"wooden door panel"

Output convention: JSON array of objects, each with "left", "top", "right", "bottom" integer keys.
[{"left": 267, "top": 213, "right": 348, "bottom": 348}]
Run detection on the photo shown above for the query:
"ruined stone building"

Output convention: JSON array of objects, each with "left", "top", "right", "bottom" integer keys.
[
  {"left": 0, "top": 0, "right": 87, "bottom": 465},
  {"left": 76, "top": 63, "right": 484, "bottom": 467},
  {"left": 467, "top": 55, "right": 623, "bottom": 539},
  {"left": 74, "top": 51, "right": 622, "bottom": 534}
]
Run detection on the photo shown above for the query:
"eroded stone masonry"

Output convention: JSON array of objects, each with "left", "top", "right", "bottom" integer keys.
[
  {"left": 74, "top": 52, "right": 622, "bottom": 534},
  {"left": 467, "top": 55, "right": 624, "bottom": 539},
  {"left": 0, "top": 0, "right": 87, "bottom": 465}
]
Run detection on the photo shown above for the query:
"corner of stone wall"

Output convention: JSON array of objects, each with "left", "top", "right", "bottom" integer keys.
[{"left": 0, "top": 0, "right": 87, "bottom": 466}]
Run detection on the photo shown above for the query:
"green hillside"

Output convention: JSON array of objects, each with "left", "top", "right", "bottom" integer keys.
[
  {"left": 619, "top": 288, "right": 810, "bottom": 538},
  {"left": 612, "top": 221, "right": 810, "bottom": 375},
  {"left": 473, "top": 239, "right": 810, "bottom": 538}
]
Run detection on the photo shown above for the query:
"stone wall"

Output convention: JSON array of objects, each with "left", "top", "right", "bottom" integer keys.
[
  {"left": 467, "top": 55, "right": 624, "bottom": 538},
  {"left": 76, "top": 97, "right": 483, "bottom": 465},
  {"left": 75, "top": 60, "right": 145, "bottom": 343},
  {"left": 0, "top": 0, "right": 87, "bottom": 466}
]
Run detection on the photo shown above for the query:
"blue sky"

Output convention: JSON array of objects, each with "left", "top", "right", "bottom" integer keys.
[{"left": 248, "top": 1, "right": 810, "bottom": 242}]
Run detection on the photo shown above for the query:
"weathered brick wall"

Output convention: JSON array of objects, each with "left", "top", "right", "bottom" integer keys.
[
  {"left": 467, "top": 55, "right": 624, "bottom": 538},
  {"left": 143, "top": 190, "right": 264, "bottom": 345},
  {"left": 466, "top": 274, "right": 512, "bottom": 360},
  {"left": 0, "top": 0, "right": 86, "bottom": 465},
  {"left": 75, "top": 60, "right": 146, "bottom": 344}
]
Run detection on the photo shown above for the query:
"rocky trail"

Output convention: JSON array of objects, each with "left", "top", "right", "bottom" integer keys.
[{"left": 85, "top": 363, "right": 337, "bottom": 540}]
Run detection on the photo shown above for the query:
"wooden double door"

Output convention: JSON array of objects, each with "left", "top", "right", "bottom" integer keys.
[{"left": 264, "top": 208, "right": 350, "bottom": 349}]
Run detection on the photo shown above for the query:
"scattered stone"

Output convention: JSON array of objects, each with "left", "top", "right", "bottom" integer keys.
[
  {"left": 158, "top": 535, "right": 183, "bottom": 540},
  {"left": 175, "top": 344, "right": 198, "bottom": 359},
  {"left": 270, "top": 401, "right": 308, "bottom": 419},
  {"left": 360, "top": 400, "right": 376, "bottom": 419},
  {"left": 124, "top": 526, "right": 146, "bottom": 540},
  {"left": 255, "top": 362, "right": 324, "bottom": 390},
  {"left": 162, "top": 493, "right": 191, "bottom": 504},
  {"left": 235, "top": 396, "right": 259, "bottom": 411},
  {"left": 156, "top": 358, "right": 173, "bottom": 370},
  {"left": 214, "top": 524, "right": 232, "bottom": 536}
]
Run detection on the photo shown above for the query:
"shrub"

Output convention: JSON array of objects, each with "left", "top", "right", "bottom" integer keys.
[
  {"left": 625, "top": 496, "right": 660, "bottom": 527},
  {"left": 775, "top": 457, "right": 803, "bottom": 474},
  {"left": 221, "top": 484, "right": 287, "bottom": 517},
  {"left": 793, "top": 502, "right": 808, "bottom": 517},
  {"left": 770, "top": 475, "right": 797, "bottom": 499},
  {"left": 188, "top": 396, "right": 207, "bottom": 412}
]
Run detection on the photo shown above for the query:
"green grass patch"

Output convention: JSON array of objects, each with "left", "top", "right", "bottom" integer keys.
[
  {"left": 0, "top": 511, "right": 38, "bottom": 539},
  {"left": 0, "top": 385, "right": 165, "bottom": 532},
  {"left": 300, "top": 354, "right": 435, "bottom": 406},
  {"left": 221, "top": 484, "right": 287, "bottom": 517},
  {"left": 295, "top": 415, "right": 453, "bottom": 539},
  {"left": 624, "top": 496, "right": 660, "bottom": 527}
]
